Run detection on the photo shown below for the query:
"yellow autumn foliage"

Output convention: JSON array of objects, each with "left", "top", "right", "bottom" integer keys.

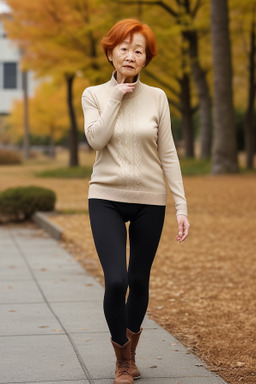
[{"left": 6, "top": 77, "right": 89, "bottom": 143}]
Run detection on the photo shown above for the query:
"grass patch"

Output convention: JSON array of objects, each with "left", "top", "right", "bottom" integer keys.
[
  {"left": 36, "top": 166, "right": 93, "bottom": 179},
  {"left": 180, "top": 157, "right": 211, "bottom": 176},
  {"left": 58, "top": 209, "right": 88, "bottom": 214},
  {"left": 239, "top": 166, "right": 256, "bottom": 174},
  {"left": 36, "top": 159, "right": 212, "bottom": 178}
]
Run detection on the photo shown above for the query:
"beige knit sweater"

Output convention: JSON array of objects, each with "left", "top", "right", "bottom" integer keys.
[{"left": 82, "top": 72, "right": 187, "bottom": 216}]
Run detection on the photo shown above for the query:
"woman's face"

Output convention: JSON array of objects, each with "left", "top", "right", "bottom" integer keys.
[{"left": 108, "top": 32, "right": 147, "bottom": 83}]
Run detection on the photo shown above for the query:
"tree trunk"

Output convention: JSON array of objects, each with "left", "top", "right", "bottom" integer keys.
[
  {"left": 244, "top": 19, "right": 256, "bottom": 169},
  {"left": 180, "top": 73, "right": 194, "bottom": 157},
  {"left": 49, "top": 125, "right": 56, "bottom": 159},
  {"left": 22, "top": 70, "right": 30, "bottom": 159},
  {"left": 66, "top": 74, "right": 79, "bottom": 167},
  {"left": 185, "top": 30, "right": 212, "bottom": 159},
  {"left": 210, "top": 0, "right": 238, "bottom": 174}
]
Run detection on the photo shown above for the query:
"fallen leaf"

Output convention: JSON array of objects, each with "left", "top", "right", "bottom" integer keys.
[{"left": 236, "top": 362, "right": 246, "bottom": 367}]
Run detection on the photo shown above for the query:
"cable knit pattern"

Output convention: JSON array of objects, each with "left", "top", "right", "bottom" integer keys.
[
  {"left": 81, "top": 71, "right": 188, "bottom": 216},
  {"left": 115, "top": 97, "right": 142, "bottom": 190}
]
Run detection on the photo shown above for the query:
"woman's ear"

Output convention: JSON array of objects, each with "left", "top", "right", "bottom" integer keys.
[{"left": 107, "top": 50, "right": 113, "bottom": 62}]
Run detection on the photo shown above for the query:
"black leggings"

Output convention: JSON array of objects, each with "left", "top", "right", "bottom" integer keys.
[{"left": 88, "top": 199, "right": 165, "bottom": 345}]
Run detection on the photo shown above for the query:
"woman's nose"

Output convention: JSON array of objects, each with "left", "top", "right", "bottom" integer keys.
[{"left": 126, "top": 51, "right": 135, "bottom": 61}]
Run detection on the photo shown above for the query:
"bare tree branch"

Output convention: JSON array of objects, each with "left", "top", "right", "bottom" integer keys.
[
  {"left": 184, "top": 0, "right": 190, "bottom": 13},
  {"left": 142, "top": 70, "right": 182, "bottom": 111},
  {"left": 175, "top": 0, "right": 183, "bottom": 6},
  {"left": 143, "top": 68, "right": 180, "bottom": 98},
  {"left": 167, "top": 97, "right": 182, "bottom": 113},
  {"left": 111, "top": 0, "right": 178, "bottom": 17},
  {"left": 44, "top": 2, "right": 93, "bottom": 55},
  {"left": 192, "top": 0, "right": 203, "bottom": 18}
]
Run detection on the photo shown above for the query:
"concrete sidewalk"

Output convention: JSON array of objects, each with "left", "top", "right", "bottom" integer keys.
[{"left": 0, "top": 224, "right": 227, "bottom": 384}]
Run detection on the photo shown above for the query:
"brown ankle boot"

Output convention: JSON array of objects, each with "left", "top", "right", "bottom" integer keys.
[
  {"left": 126, "top": 328, "right": 143, "bottom": 380},
  {"left": 111, "top": 339, "right": 134, "bottom": 384}
]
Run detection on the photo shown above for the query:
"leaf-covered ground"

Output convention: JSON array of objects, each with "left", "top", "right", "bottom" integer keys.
[
  {"left": 49, "top": 174, "right": 256, "bottom": 384},
  {"left": 1, "top": 152, "right": 255, "bottom": 384}
]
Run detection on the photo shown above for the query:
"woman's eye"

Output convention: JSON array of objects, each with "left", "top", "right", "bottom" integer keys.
[
  {"left": 136, "top": 51, "right": 142, "bottom": 54},
  {"left": 121, "top": 48, "right": 127, "bottom": 51}
]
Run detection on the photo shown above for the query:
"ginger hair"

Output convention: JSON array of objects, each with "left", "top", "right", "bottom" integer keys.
[{"left": 101, "top": 19, "right": 157, "bottom": 67}]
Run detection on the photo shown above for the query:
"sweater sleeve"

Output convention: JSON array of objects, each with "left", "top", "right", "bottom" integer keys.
[
  {"left": 157, "top": 91, "right": 188, "bottom": 216},
  {"left": 81, "top": 86, "right": 124, "bottom": 151}
]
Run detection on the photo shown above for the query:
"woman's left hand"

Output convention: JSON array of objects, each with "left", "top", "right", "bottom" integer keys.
[{"left": 176, "top": 215, "right": 190, "bottom": 243}]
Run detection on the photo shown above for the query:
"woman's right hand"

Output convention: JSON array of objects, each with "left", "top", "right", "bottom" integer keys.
[
  {"left": 176, "top": 215, "right": 190, "bottom": 243},
  {"left": 116, "top": 78, "right": 135, "bottom": 95}
]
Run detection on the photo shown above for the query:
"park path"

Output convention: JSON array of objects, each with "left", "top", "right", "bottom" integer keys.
[{"left": 0, "top": 223, "right": 227, "bottom": 384}]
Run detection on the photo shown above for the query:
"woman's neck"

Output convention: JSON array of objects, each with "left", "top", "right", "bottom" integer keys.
[{"left": 115, "top": 71, "right": 138, "bottom": 84}]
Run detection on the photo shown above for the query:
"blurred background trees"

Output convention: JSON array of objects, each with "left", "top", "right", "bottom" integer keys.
[
  {"left": 230, "top": 0, "right": 256, "bottom": 169},
  {"left": 1, "top": 0, "right": 256, "bottom": 172},
  {"left": 3, "top": 0, "right": 112, "bottom": 166},
  {"left": 210, "top": 0, "right": 238, "bottom": 173}
]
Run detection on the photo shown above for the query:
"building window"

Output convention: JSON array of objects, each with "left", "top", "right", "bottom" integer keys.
[{"left": 4, "top": 62, "right": 17, "bottom": 89}]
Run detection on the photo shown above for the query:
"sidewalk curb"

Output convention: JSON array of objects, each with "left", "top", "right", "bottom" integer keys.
[{"left": 32, "top": 211, "right": 63, "bottom": 240}]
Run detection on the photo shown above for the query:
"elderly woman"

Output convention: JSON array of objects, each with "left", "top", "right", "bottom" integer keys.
[{"left": 82, "top": 19, "right": 190, "bottom": 384}]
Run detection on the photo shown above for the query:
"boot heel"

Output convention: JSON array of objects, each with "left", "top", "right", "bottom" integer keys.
[{"left": 126, "top": 328, "right": 143, "bottom": 380}]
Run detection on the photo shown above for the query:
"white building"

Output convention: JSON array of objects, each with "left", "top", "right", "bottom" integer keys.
[{"left": 0, "top": 17, "right": 36, "bottom": 115}]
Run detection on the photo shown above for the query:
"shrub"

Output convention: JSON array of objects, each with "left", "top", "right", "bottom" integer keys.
[
  {"left": 0, "top": 149, "right": 22, "bottom": 165},
  {"left": 0, "top": 186, "right": 56, "bottom": 222}
]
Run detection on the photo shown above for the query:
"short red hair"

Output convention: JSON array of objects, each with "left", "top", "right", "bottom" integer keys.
[{"left": 101, "top": 19, "right": 157, "bottom": 67}]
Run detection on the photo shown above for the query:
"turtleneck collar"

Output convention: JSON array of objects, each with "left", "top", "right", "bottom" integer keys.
[{"left": 110, "top": 70, "right": 142, "bottom": 98}]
